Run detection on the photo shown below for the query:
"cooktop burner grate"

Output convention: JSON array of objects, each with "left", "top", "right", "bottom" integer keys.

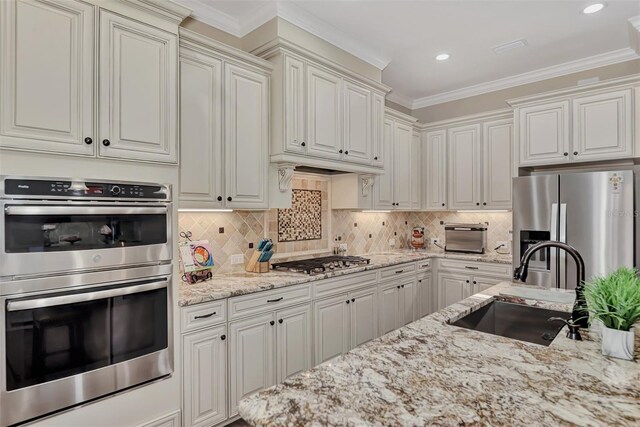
[{"left": 271, "top": 256, "right": 370, "bottom": 275}]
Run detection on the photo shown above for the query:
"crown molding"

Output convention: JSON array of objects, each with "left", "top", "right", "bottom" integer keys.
[
  {"left": 385, "top": 107, "right": 418, "bottom": 124},
  {"left": 123, "top": 0, "right": 191, "bottom": 24},
  {"left": 385, "top": 92, "right": 414, "bottom": 110},
  {"left": 629, "top": 16, "right": 640, "bottom": 54},
  {"left": 417, "top": 108, "right": 513, "bottom": 130},
  {"left": 410, "top": 47, "right": 639, "bottom": 110}
]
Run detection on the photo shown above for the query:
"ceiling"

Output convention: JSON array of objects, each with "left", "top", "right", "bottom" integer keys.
[{"left": 174, "top": 0, "right": 640, "bottom": 109}]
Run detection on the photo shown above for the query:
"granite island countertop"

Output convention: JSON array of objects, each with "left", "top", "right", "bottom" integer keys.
[
  {"left": 238, "top": 282, "right": 640, "bottom": 426},
  {"left": 179, "top": 250, "right": 512, "bottom": 306}
]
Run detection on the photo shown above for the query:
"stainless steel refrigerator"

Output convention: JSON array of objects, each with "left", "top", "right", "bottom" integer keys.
[{"left": 513, "top": 169, "right": 637, "bottom": 289}]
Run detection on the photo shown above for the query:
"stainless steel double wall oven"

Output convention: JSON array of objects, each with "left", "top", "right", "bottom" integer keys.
[{"left": 0, "top": 176, "right": 173, "bottom": 426}]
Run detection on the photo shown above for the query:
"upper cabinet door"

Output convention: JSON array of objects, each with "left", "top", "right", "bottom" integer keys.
[
  {"left": 1, "top": 0, "right": 95, "bottom": 156},
  {"left": 482, "top": 119, "right": 513, "bottom": 209},
  {"left": 342, "top": 81, "right": 372, "bottom": 164},
  {"left": 572, "top": 89, "right": 633, "bottom": 162},
  {"left": 423, "top": 130, "right": 448, "bottom": 210},
  {"left": 410, "top": 132, "right": 421, "bottom": 210},
  {"left": 224, "top": 63, "right": 269, "bottom": 209},
  {"left": 99, "top": 10, "right": 178, "bottom": 163},
  {"left": 306, "top": 64, "right": 342, "bottom": 160},
  {"left": 179, "top": 51, "right": 223, "bottom": 208},
  {"left": 448, "top": 124, "right": 481, "bottom": 210},
  {"left": 283, "top": 55, "right": 306, "bottom": 154},
  {"left": 373, "top": 119, "right": 395, "bottom": 209},
  {"left": 518, "top": 101, "right": 570, "bottom": 166},
  {"left": 371, "top": 93, "right": 385, "bottom": 167},
  {"left": 393, "top": 122, "right": 412, "bottom": 209}
]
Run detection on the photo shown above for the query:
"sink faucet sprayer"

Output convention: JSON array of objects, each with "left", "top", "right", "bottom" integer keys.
[{"left": 513, "top": 241, "right": 588, "bottom": 329}]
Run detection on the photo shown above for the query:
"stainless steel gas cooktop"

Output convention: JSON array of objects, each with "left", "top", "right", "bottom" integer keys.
[{"left": 271, "top": 256, "right": 370, "bottom": 275}]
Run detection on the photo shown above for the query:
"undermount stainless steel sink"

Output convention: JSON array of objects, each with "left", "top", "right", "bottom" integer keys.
[{"left": 448, "top": 300, "right": 569, "bottom": 346}]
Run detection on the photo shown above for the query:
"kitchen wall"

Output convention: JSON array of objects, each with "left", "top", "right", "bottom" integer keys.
[{"left": 410, "top": 58, "right": 640, "bottom": 123}]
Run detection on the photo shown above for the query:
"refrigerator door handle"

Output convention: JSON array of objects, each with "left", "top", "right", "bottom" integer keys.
[
  {"left": 551, "top": 203, "right": 558, "bottom": 289},
  {"left": 559, "top": 203, "right": 567, "bottom": 289}
]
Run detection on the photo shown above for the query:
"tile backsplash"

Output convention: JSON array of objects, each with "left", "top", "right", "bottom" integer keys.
[{"left": 178, "top": 173, "right": 512, "bottom": 273}]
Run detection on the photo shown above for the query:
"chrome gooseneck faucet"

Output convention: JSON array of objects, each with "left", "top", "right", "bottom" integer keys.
[{"left": 513, "top": 241, "right": 588, "bottom": 328}]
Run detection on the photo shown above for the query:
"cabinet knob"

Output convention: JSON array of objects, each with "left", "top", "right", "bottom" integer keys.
[
  {"left": 278, "top": 319, "right": 283, "bottom": 324},
  {"left": 227, "top": 196, "right": 232, "bottom": 202},
  {"left": 483, "top": 202, "right": 487, "bottom": 206},
  {"left": 563, "top": 152, "right": 569, "bottom": 156},
  {"left": 573, "top": 151, "right": 578, "bottom": 156},
  {"left": 351, "top": 298, "right": 355, "bottom": 302},
  {"left": 301, "top": 141, "right": 306, "bottom": 147},
  {"left": 418, "top": 280, "right": 422, "bottom": 283},
  {"left": 397, "top": 285, "right": 401, "bottom": 289},
  {"left": 339, "top": 149, "right": 343, "bottom": 154},
  {"left": 345, "top": 151, "right": 349, "bottom": 155},
  {"left": 476, "top": 202, "right": 480, "bottom": 206},
  {"left": 466, "top": 280, "right": 470, "bottom": 283},
  {"left": 473, "top": 281, "right": 477, "bottom": 284},
  {"left": 270, "top": 320, "right": 275, "bottom": 326},
  {"left": 217, "top": 196, "right": 222, "bottom": 201},
  {"left": 220, "top": 334, "right": 226, "bottom": 340},
  {"left": 84, "top": 137, "right": 93, "bottom": 145},
  {"left": 442, "top": 203, "right": 445, "bottom": 207},
  {"left": 346, "top": 300, "right": 350, "bottom": 304},
  {"left": 401, "top": 284, "right": 405, "bottom": 288},
  {"left": 102, "top": 139, "right": 111, "bottom": 147},
  {"left": 374, "top": 156, "right": 378, "bottom": 160}
]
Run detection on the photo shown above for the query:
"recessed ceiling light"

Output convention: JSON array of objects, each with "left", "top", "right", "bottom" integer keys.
[
  {"left": 582, "top": 3, "right": 604, "bottom": 14},
  {"left": 435, "top": 53, "right": 450, "bottom": 61}
]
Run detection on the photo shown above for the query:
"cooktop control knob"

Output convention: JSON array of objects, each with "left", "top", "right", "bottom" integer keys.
[{"left": 111, "top": 185, "right": 121, "bottom": 195}]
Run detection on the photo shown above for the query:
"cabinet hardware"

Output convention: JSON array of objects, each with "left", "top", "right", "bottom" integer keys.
[
  {"left": 374, "top": 156, "right": 378, "bottom": 160},
  {"left": 102, "top": 139, "right": 110, "bottom": 146},
  {"left": 84, "top": 137, "right": 93, "bottom": 145},
  {"left": 396, "top": 286, "right": 400, "bottom": 289},
  {"left": 217, "top": 196, "right": 222, "bottom": 201},
  {"left": 194, "top": 312, "right": 216, "bottom": 319},
  {"left": 395, "top": 270, "right": 404, "bottom": 274},
  {"left": 269, "top": 320, "right": 275, "bottom": 326},
  {"left": 301, "top": 141, "right": 306, "bottom": 147},
  {"left": 418, "top": 280, "right": 422, "bottom": 283},
  {"left": 563, "top": 152, "right": 569, "bottom": 156},
  {"left": 441, "top": 203, "right": 445, "bottom": 207},
  {"left": 464, "top": 266, "right": 479, "bottom": 270},
  {"left": 339, "top": 149, "right": 343, "bottom": 153},
  {"left": 476, "top": 202, "right": 480, "bottom": 206},
  {"left": 573, "top": 151, "right": 578, "bottom": 156},
  {"left": 267, "top": 297, "right": 283, "bottom": 303},
  {"left": 227, "top": 196, "right": 232, "bottom": 202},
  {"left": 351, "top": 298, "right": 355, "bottom": 302},
  {"left": 473, "top": 281, "right": 477, "bottom": 284},
  {"left": 220, "top": 334, "right": 226, "bottom": 340},
  {"left": 346, "top": 300, "right": 350, "bottom": 304},
  {"left": 401, "top": 284, "right": 405, "bottom": 288},
  {"left": 278, "top": 319, "right": 283, "bottom": 324},
  {"left": 345, "top": 150, "right": 349, "bottom": 155},
  {"left": 483, "top": 202, "right": 487, "bottom": 206},
  {"left": 466, "top": 280, "right": 470, "bottom": 283}
]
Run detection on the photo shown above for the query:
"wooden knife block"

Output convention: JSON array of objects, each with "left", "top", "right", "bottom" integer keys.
[{"left": 245, "top": 250, "right": 270, "bottom": 273}]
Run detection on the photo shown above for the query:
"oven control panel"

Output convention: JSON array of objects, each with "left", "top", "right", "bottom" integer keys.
[{"left": 2, "top": 178, "right": 169, "bottom": 200}]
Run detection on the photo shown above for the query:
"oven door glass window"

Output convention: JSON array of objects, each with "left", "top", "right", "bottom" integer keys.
[
  {"left": 5, "top": 283, "right": 168, "bottom": 391},
  {"left": 4, "top": 208, "right": 167, "bottom": 253}
]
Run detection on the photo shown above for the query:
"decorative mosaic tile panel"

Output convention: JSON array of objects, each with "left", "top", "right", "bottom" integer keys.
[{"left": 278, "top": 189, "right": 322, "bottom": 242}]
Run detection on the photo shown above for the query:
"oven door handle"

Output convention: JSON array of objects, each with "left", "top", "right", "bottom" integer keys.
[
  {"left": 4, "top": 205, "right": 167, "bottom": 216},
  {"left": 6, "top": 280, "right": 167, "bottom": 311}
]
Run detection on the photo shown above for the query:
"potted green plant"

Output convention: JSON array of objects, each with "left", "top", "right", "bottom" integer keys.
[{"left": 583, "top": 267, "right": 640, "bottom": 360}]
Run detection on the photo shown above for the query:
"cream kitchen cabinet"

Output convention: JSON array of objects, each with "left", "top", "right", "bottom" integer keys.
[
  {"left": 343, "top": 80, "right": 373, "bottom": 164},
  {"left": 422, "top": 130, "right": 448, "bottom": 210},
  {"left": 306, "top": 64, "right": 343, "bottom": 160},
  {"left": 378, "top": 275, "right": 416, "bottom": 335},
  {"left": 510, "top": 78, "right": 637, "bottom": 167},
  {"left": 437, "top": 272, "right": 469, "bottom": 310},
  {"left": 517, "top": 101, "right": 570, "bottom": 166},
  {"left": 1, "top": 0, "right": 186, "bottom": 163},
  {"left": 482, "top": 119, "right": 513, "bottom": 209},
  {"left": 276, "top": 304, "right": 313, "bottom": 383},
  {"left": 572, "top": 89, "right": 633, "bottom": 162},
  {"left": 373, "top": 109, "right": 419, "bottom": 210},
  {"left": 183, "top": 325, "right": 227, "bottom": 427},
  {"left": 417, "top": 272, "right": 433, "bottom": 318},
  {"left": 411, "top": 130, "right": 422, "bottom": 210},
  {"left": 0, "top": 0, "right": 95, "bottom": 156},
  {"left": 178, "top": 29, "right": 272, "bottom": 210},
  {"left": 448, "top": 124, "right": 482, "bottom": 210},
  {"left": 313, "top": 286, "right": 378, "bottom": 364},
  {"left": 258, "top": 46, "right": 389, "bottom": 174}
]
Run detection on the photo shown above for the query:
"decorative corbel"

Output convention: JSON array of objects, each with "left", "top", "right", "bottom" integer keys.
[
  {"left": 277, "top": 163, "right": 297, "bottom": 192},
  {"left": 360, "top": 175, "right": 374, "bottom": 197}
]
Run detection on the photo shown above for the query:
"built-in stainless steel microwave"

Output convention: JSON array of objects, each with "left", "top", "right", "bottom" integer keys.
[{"left": 445, "top": 223, "right": 488, "bottom": 254}]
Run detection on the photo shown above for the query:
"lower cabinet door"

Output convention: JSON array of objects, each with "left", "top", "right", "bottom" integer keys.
[
  {"left": 229, "top": 313, "right": 275, "bottom": 417},
  {"left": 399, "top": 278, "right": 416, "bottom": 326},
  {"left": 276, "top": 304, "right": 312, "bottom": 383},
  {"left": 417, "top": 273, "right": 432, "bottom": 318},
  {"left": 350, "top": 287, "right": 378, "bottom": 349},
  {"left": 313, "top": 294, "right": 350, "bottom": 365},
  {"left": 378, "top": 281, "right": 399, "bottom": 336},
  {"left": 472, "top": 276, "right": 504, "bottom": 295},
  {"left": 438, "top": 273, "right": 470, "bottom": 310},
  {"left": 182, "top": 325, "right": 227, "bottom": 427}
]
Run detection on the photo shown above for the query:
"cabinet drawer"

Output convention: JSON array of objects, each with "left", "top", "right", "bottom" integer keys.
[
  {"left": 181, "top": 300, "right": 227, "bottom": 333},
  {"left": 416, "top": 260, "right": 431, "bottom": 271},
  {"left": 314, "top": 271, "right": 377, "bottom": 300},
  {"left": 438, "top": 259, "right": 511, "bottom": 277},
  {"left": 379, "top": 262, "right": 416, "bottom": 279},
  {"left": 228, "top": 284, "right": 312, "bottom": 320}
]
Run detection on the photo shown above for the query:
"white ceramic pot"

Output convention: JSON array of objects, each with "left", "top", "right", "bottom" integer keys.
[{"left": 601, "top": 326, "right": 635, "bottom": 360}]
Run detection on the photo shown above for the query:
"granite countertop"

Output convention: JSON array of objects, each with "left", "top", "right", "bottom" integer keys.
[
  {"left": 238, "top": 282, "right": 640, "bottom": 426},
  {"left": 178, "top": 250, "right": 513, "bottom": 307}
]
